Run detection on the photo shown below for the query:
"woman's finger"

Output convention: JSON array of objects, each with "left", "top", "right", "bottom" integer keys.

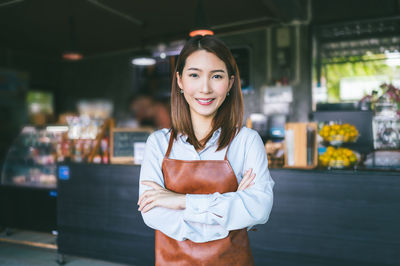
[
  {"left": 238, "top": 168, "right": 252, "bottom": 190},
  {"left": 138, "top": 191, "right": 148, "bottom": 205},
  {"left": 139, "top": 194, "right": 155, "bottom": 211},
  {"left": 141, "top": 201, "right": 156, "bottom": 213},
  {"left": 242, "top": 173, "right": 256, "bottom": 190},
  {"left": 244, "top": 168, "right": 252, "bottom": 178},
  {"left": 243, "top": 168, "right": 251, "bottom": 177},
  {"left": 238, "top": 172, "right": 256, "bottom": 191},
  {"left": 239, "top": 168, "right": 252, "bottom": 185},
  {"left": 138, "top": 189, "right": 151, "bottom": 205},
  {"left": 138, "top": 189, "right": 158, "bottom": 206}
]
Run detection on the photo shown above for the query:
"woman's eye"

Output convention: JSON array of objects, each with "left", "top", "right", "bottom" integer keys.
[
  {"left": 189, "top": 73, "right": 199, "bottom": 78},
  {"left": 212, "top": 74, "right": 223, "bottom": 79}
]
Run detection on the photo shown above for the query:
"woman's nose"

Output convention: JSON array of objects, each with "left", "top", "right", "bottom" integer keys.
[{"left": 200, "top": 79, "right": 212, "bottom": 93}]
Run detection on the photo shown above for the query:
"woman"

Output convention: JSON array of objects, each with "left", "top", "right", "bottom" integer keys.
[{"left": 138, "top": 35, "right": 274, "bottom": 265}]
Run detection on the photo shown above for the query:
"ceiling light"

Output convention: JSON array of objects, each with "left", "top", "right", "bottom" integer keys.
[
  {"left": 62, "top": 51, "right": 83, "bottom": 61},
  {"left": 62, "top": 15, "right": 83, "bottom": 61},
  {"left": 131, "top": 57, "right": 156, "bottom": 66},
  {"left": 189, "top": 0, "right": 214, "bottom": 37},
  {"left": 189, "top": 29, "right": 214, "bottom": 37}
]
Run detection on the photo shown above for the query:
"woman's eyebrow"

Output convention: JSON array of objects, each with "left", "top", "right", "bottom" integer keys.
[
  {"left": 187, "top": 67, "right": 201, "bottom": 71},
  {"left": 186, "top": 68, "right": 226, "bottom": 73},
  {"left": 210, "top": 69, "right": 226, "bottom": 73}
]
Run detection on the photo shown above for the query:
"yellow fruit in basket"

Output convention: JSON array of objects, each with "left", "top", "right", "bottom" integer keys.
[
  {"left": 345, "top": 150, "right": 352, "bottom": 157},
  {"left": 336, "top": 156, "right": 344, "bottom": 161},
  {"left": 349, "top": 154, "right": 357, "bottom": 163},
  {"left": 319, "top": 146, "right": 358, "bottom": 168},
  {"left": 319, "top": 123, "right": 359, "bottom": 143},
  {"left": 320, "top": 157, "right": 329, "bottom": 166},
  {"left": 326, "top": 146, "right": 334, "bottom": 154}
]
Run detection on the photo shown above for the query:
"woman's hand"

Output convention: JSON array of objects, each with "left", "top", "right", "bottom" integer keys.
[
  {"left": 138, "top": 181, "right": 186, "bottom": 213},
  {"left": 237, "top": 168, "right": 256, "bottom": 191}
]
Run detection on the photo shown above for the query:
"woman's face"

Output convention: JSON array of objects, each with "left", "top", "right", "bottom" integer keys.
[{"left": 177, "top": 50, "right": 234, "bottom": 122}]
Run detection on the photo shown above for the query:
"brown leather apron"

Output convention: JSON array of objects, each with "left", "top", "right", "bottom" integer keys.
[{"left": 155, "top": 133, "right": 254, "bottom": 266}]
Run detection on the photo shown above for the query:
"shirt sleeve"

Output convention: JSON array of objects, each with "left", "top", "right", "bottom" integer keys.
[
  {"left": 182, "top": 131, "right": 274, "bottom": 231},
  {"left": 139, "top": 132, "right": 230, "bottom": 243}
]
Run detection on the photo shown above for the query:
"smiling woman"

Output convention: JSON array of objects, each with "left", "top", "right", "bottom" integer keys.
[
  {"left": 171, "top": 35, "right": 244, "bottom": 151},
  {"left": 138, "top": 35, "right": 274, "bottom": 266},
  {"left": 176, "top": 50, "right": 234, "bottom": 139}
]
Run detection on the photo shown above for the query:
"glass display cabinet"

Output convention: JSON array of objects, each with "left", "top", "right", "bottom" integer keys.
[{"left": 0, "top": 126, "right": 67, "bottom": 189}]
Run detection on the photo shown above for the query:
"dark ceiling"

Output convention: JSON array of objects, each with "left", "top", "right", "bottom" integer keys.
[
  {"left": 0, "top": 0, "right": 283, "bottom": 59},
  {"left": 0, "top": 0, "right": 399, "bottom": 60}
]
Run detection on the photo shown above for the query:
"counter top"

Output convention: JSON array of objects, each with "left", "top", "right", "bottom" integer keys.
[{"left": 270, "top": 166, "right": 400, "bottom": 175}]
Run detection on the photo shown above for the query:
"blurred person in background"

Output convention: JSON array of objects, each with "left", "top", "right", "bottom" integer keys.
[
  {"left": 127, "top": 91, "right": 171, "bottom": 129},
  {"left": 129, "top": 91, "right": 156, "bottom": 128}
]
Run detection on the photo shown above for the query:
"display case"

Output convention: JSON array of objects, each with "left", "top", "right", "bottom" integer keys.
[
  {"left": 1, "top": 118, "right": 113, "bottom": 189},
  {"left": 0, "top": 126, "right": 66, "bottom": 188}
]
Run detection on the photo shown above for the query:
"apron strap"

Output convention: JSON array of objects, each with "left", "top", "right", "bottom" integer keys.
[
  {"left": 224, "top": 131, "right": 236, "bottom": 160},
  {"left": 164, "top": 130, "right": 175, "bottom": 159}
]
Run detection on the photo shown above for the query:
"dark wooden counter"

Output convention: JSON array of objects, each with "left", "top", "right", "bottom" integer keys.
[
  {"left": 0, "top": 185, "right": 57, "bottom": 232},
  {"left": 255, "top": 168, "right": 400, "bottom": 265},
  {"left": 57, "top": 164, "right": 400, "bottom": 266}
]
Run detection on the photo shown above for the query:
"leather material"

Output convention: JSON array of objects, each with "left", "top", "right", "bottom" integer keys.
[
  {"left": 155, "top": 133, "right": 254, "bottom": 266},
  {"left": 162, "top": 159, "right": 238, "bottom": 195}
]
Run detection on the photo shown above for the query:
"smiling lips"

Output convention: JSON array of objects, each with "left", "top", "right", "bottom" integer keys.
[{"left": 196, "top": 98, "right": 215, "bottom": 105}]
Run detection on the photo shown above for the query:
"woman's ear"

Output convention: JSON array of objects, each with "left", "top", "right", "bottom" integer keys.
[
  {"left": 176, "top": 72, "right": 183, "bottom": 90},
  {"left": 229, "top": 75, "right": 235, "bottom": 90}
]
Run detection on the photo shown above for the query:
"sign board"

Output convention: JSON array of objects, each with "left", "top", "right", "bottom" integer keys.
[{"left": 110, "top": 128, "right": 152, "bottom": 164}]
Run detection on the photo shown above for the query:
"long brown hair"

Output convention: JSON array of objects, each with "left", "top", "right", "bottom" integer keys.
[{"left": 170, "top": 35, "right": 243, "bottom": 151}]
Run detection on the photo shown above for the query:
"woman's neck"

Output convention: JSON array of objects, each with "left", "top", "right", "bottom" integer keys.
[{"left": 191, "top": 115, "right": 213, "bottom": 143}]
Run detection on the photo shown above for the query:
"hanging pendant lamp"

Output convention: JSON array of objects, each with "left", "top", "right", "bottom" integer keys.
[
  {"left": 131, "top": 57, "right": 156, "bottom": 66},
  {"left": 62, "top": 16, "right": 83, "bottom": 61},
  {"left": 189, "top": 0, "right": 214, "bottom": 37}
]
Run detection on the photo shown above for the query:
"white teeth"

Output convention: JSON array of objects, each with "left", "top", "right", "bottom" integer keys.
[{"left": 197, "top": 99, "right": 213, "bottom": 103}]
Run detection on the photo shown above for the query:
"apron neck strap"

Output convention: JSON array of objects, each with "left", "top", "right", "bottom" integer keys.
[{"left": 164, "top": 130, "right": 175, "bottom": 159}]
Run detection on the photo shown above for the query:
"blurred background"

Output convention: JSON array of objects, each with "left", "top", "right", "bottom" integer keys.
[{"left": 0, "top": 0, "right": 400, "bottom": 265}]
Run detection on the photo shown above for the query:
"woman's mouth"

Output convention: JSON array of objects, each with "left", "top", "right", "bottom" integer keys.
[{"left": 196, "top": 98, "right": 215, "bottom": 105}]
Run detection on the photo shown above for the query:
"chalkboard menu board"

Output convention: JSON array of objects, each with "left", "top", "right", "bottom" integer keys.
[{"left": 110, "top": 128, "right": 152, "bottom": 164}]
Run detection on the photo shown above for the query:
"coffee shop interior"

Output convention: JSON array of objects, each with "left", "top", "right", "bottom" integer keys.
[{"left": 0, "top": 0, "right": 399, "bottom": 265}]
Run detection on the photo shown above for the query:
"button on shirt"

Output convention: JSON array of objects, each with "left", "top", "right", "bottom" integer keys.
[{"left": 139, "top": 127, "right": 274, "bottom": 243}]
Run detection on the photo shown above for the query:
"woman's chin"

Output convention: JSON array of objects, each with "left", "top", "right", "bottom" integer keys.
[{"left": 191, "top": 109, "right": 217, "bottom": 120}]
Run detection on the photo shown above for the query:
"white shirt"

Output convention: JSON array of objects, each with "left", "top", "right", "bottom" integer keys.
[{"left": 139, "top": 127, "right": 274, "bottom": 243}]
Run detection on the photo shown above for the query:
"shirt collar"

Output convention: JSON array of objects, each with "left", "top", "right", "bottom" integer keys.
[
  {"left": 209, "top": 128, "right": 222, "bottom": 145},
  {"left": 178, "top": 128, "right": 222, "bottom": 146}
]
